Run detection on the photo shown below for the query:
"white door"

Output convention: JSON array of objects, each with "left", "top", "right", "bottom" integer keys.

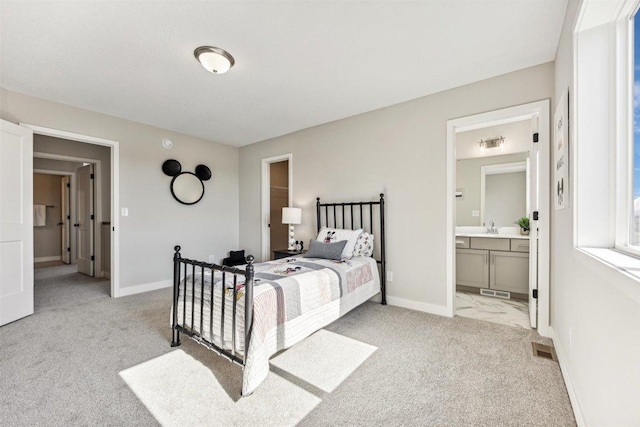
[
  {"left": 77, "top": 164, "right": 94, "bottom": 276},
  {"left": 61, "top": 175, "right": 71, "bottom": 264},
  {"left": 528, "top": 117, "right": 539, "bottom": 329},
  {"left": 0, "top": 120, "right": 34, "bottom": 326}
]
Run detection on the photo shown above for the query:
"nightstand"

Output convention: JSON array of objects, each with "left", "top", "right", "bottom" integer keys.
[{"left": 273, "top": 249, "right": 307, "bottom": 260}]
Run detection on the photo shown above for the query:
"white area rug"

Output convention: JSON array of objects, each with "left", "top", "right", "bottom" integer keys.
[{"left": 119, "top": 330, "right": 377, "bottom": 426}]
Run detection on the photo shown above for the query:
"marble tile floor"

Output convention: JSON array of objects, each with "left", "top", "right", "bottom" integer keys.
[{"left": 455, "top": 291, "right": 531, "bottom": 329}]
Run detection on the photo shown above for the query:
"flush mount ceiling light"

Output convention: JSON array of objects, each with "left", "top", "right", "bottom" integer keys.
[
  {"left": 194, "top": 46, "right": 235, "bottom": 74},
  {"left": 478, "top": 136, "right": 506, "bottom": 152}
]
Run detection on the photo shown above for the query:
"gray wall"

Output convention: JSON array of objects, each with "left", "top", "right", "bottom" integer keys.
[
  {"left": 484, "top": 172, "right": 526, "bottom": 227},
  {"left": 33, "top": 173, "right": 62, "bottom": 259},
  {"left": 456, "top": 152, "right": 529, "bottom": 226},
  {"left": 1, "top": 88, "right": 239, "bottom": 289},
  {"left": 551, "top": 0, "right": 640, "bottom": 424},
  {"left": 239, "top": 62, "right": 554, "bottom": 308}
]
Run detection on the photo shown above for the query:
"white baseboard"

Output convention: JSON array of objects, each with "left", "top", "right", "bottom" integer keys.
[
  {"left": 34, "top": 256, "right": 61, "bottom": 263},
  {"left": 116, "top": 279, "right": 172, "bottom": 298},
  {"left": 385, "top": 295, "right": 450, "bottom": 317},
  {"left": 549, "top": 327, "right": 586, "bottom": 427}
]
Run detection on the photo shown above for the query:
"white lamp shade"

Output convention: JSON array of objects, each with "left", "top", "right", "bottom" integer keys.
[{"left": 282, "top": 207, "right": 302, "bottom": 225}]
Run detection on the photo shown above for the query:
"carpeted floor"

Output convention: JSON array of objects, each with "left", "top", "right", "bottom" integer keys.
[{"left": 0, "top": 264, "right": 576, "bottom": 426}]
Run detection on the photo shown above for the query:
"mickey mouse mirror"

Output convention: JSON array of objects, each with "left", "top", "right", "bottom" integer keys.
[{"left": 162, "top": 159, "right": 212, "bottom": 205}]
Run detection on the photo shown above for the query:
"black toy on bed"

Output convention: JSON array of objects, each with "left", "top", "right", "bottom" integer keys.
[{"left": 223, "top": 250, "right": 247, "bottom": 267}]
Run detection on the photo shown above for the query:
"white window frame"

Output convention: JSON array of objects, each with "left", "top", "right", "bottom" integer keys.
[{"left": 614, "top": 1, "right": 640, "bottom": 258}]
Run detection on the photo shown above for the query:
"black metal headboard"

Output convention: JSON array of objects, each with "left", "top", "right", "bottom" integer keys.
[{"left": 316, "top": 193, "right": 386, "bottom": 305}]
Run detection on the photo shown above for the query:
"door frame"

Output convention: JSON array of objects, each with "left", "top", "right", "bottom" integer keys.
[
  {"left": 33, "top": 168, "right": 76, "bottom": 263},
  {"left": 446, "top": 100, "right": 550, "bottom": 337},
  {"left": 261, "top": 153, "right": 293, "bottom": 262},
  {"left": 22, "top": 124, "right": 120, "bottom": 298}
]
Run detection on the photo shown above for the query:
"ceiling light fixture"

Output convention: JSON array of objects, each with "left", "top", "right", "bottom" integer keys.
[
  {"left": 478, "top": 136, "right": 506, "bottom": 152},
  {"left": 194, "top": 46, "right": 235, "bottom": 74}
]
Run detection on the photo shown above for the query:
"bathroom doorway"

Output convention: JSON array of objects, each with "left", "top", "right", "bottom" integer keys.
[{"left": 446, "top": 100, "right": 550, "bottom": 335}]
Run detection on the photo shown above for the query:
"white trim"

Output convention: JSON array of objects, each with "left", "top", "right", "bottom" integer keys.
[
  {"left": 261, "top": 153, "right": 293, "bottom": 262},
  {"left": 385, "top": 296, "right": 450, "bottom": 317},
  {"left": 116, "top": 279, "right": 172, "bottom": 298},
  {"left": 34, "top": 256, "right": 62, "bottom": 263},
  {"left": 23, "top": 124, "right": 120, "bottom": 299},
  {"left": 549, "top": 327, "right": 586, "bottom": 427},
  {"left": 446, "top": 100, "right": 551, "bottom": 336}
]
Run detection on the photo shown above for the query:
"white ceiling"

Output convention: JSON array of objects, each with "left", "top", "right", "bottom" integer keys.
[
  {"left": 456, "top": 119, "right": 531, "bottom": 160},
  {"left": 0, "top": 1, "right": 567, "bottom": 147}
]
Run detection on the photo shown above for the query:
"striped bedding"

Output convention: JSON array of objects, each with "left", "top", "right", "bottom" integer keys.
[{"left": 174, "top": 255, "right": 380, "bottom": 395}]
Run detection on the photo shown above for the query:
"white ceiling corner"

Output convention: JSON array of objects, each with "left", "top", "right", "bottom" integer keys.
[{"left": 0, "top": 1, "right": 568, "bottom": 147}]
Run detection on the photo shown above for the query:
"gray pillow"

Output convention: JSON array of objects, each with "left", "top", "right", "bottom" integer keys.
[{"left": 304, "top": 239, "right": 347, "bottom": 261}]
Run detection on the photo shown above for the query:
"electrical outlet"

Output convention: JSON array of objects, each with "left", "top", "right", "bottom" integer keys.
[
  {"left": 472, "top": 210, "right": 480, "bottom": 217},
  {"left": 568, "top": 325, "right": 573, "bottom": 347},
  {"left": 386, "top": 271, "right": 393, "bottom": 282},
  {"left": 208, "top": 255, "right": 215, "bottom": 263}
]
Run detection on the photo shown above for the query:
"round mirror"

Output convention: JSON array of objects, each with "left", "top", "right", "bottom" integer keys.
[{"left": 171, "top": 172, "right": 205, "bottom": 205}]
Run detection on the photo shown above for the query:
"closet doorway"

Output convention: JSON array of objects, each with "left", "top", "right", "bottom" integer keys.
[{"left": 261, "top": 154, "right": 293, "bottom": 261}]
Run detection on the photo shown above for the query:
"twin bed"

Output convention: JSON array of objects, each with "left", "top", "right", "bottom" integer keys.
[{"left": 170, "top": 194, "right": 386, "bottom": 396}]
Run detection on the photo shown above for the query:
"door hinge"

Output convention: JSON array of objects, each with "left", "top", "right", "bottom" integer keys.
[
  {"left": 91, "top": 214, "right": 95, "bottom": 220},
  {"left": 533, "top": 132, "right": 539, "bottom": 143},
  {"left": 91, "top": 255, "right": 95, "bottom": 261},
  {"left": 90, "top": 173, "right": 94, "bottom": 179},
  {"left": 67, "top": 247, "right": 70, "bottom": 252},
  {"left": 66, "top": 183, "right": 70, "bottom": 188},
  {"left": 67, "top": 215, "right": 70, "bottom": 220},
  {"left": 532, "top": 289, "right": 538, "bottom": 299},
  {"left": 533, "top": 211, "right": 539, "bottom": 221}
]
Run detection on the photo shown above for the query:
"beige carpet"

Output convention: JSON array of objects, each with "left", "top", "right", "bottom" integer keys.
[{"left": 0, "top": 263, "right": 576, "bottom": 426}]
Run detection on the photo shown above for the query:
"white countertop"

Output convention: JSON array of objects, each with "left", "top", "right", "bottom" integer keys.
[{"left": 456, "top": 233, "right": 530, "bottom": 240}]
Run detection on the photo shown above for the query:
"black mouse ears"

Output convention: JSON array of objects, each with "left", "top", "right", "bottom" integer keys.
[{"left": 162, "top": 159, "right": 212, "bottom": 181}]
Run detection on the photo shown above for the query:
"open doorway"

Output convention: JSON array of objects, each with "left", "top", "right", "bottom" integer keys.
[
  {"left": 27, "top": 125, "right": 118, "bottom": 305},
  {"left": 261, "top": 154, "right": 293, "bottom": 261},
  {"left": 446, "top": 100, "right": 551, "bottom": 337},
  {"left": 454, "top": 119, "right": 533, "bottom": 329}
]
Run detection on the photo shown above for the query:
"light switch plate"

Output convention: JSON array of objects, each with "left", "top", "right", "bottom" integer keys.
[
  {"left": 121, "top": 207, "right": 128, "bottom": 217},
  {"left": 472, "top": 210, "right": 480, "bottom": 217}
]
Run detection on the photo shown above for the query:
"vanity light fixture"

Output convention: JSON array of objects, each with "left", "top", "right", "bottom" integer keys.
[
  {"left": 194, "top": 46, "right": 235, "bottom": 74},
  {"left": 478, "top": 136, "right": 506, "bottom": 152}
]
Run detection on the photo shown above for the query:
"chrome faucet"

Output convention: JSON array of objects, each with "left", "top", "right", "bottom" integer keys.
[{"left": 486, "top": 220, "right": 498, "bottom": 234}]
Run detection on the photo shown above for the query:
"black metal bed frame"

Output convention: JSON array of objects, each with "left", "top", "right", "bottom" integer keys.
[
  {"left": 170, "top": 193, "right": 386, "bottom": 377},
  {"left": 316, "top": 193, "right": 386, "bottom": 304},
  {"left": 170, "top": 249, "right": 255, "bottom": 367}
]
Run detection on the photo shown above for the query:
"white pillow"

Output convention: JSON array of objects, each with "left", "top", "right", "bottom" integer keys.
[
  {"left": 352, "top": 231, "right": 374, "bottom": 257},
  {"left": 316, "top": 227, "right": 363, "bottom": 260}
]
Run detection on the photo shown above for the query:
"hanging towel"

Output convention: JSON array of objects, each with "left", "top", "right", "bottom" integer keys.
[{"left": 34, "top": 205, "right": 46, "bottom": 227}]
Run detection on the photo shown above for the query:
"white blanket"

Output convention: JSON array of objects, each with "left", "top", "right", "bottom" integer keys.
[{"left": 174, "top": 256, "right": 380, "bottom": 395}]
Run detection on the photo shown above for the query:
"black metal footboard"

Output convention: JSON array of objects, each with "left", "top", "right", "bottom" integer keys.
[{"left": 170, "top": 245, "right": 255, "bottom": 367}]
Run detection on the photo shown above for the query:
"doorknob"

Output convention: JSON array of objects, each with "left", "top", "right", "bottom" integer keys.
[
  {"left": 74, "top": 223, "right": 80, "bottom": 227},
  {"left": 58, "top": 222, "right": 64, "bottom": 226}
]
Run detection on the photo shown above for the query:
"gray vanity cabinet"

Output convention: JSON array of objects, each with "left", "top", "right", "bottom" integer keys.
[
  {"left": 489, "top": 251, "right": 529, "bottom": 294},
  {"left": 456, "top": 249, "right": 489, "bottom": 289},
  {"left": 456, "top": 237, "right": 530, "bottom": 296}
]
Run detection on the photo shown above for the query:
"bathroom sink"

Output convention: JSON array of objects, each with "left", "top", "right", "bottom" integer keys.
[{"left": 455, "top": 226, "right": 528, "bottom": 239}]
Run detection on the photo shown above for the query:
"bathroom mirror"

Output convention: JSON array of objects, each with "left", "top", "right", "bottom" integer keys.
[
  {"left": 480, "top": 161, "right": 529, "bottom": 227},
  {"left": 171, "top": 172, "right": 205, "bottom": 205},
  {"left": 456, "top": 152, "right": 529, "bottom": 227}
]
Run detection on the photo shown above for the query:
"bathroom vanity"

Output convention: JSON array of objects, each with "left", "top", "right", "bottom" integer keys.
[{"left": 456, "top": 234, "right": 530, "bottom": 299}]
